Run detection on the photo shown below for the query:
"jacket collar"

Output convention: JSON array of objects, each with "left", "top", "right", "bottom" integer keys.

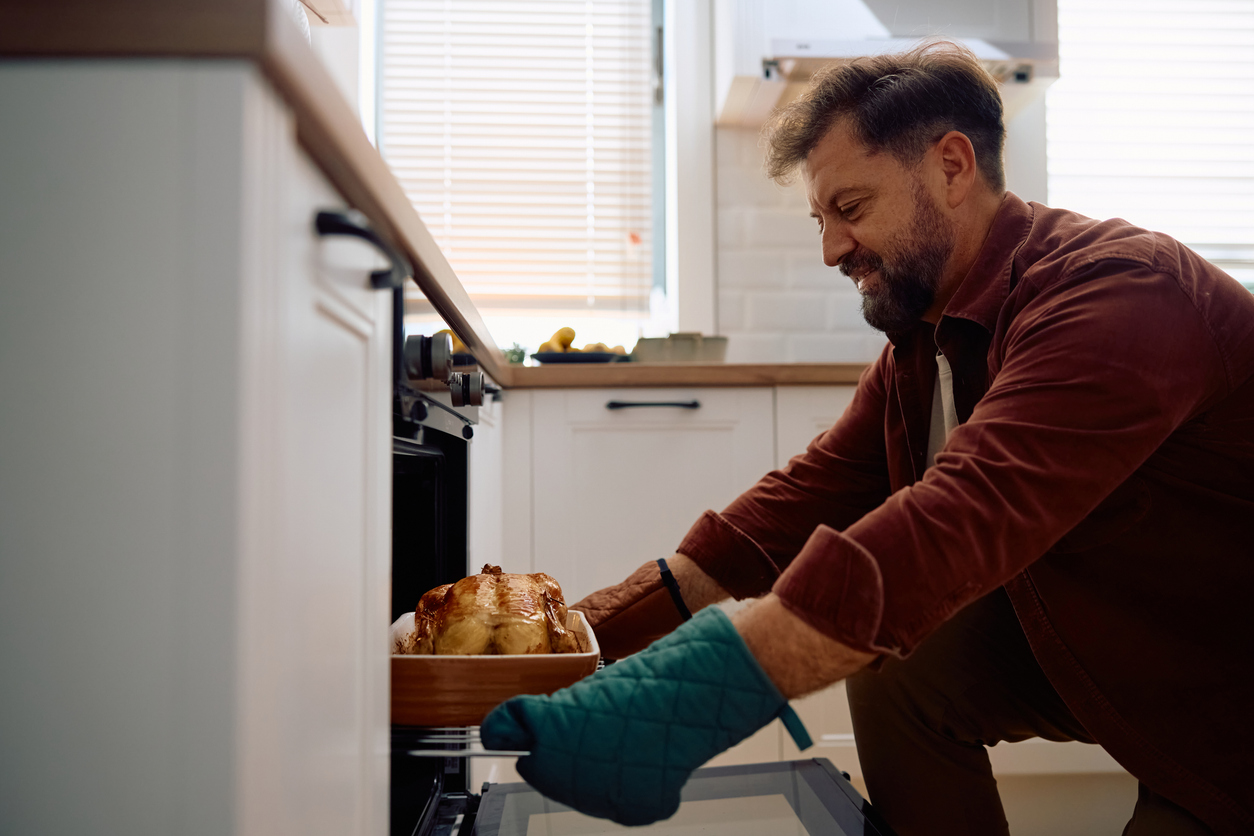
[{"left": 940, "top": 191, "right": 1035, "bottom": 333}]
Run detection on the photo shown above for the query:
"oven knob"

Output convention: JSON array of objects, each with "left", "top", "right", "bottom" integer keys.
[
  {"left": 449, "top": 372, "right": 484, "bottom": 407},
  {"left": 403, "top": 333, "right": 453, "bottom": 382}
]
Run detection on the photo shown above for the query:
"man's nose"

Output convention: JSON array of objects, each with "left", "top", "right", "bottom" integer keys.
[{"left": 822, "top": 222, "right": 855, "bottom": 268}]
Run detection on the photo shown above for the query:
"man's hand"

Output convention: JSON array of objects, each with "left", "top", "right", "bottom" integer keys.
[
  {"left": 484, "top": 584, "right": 876, "bottom": 825},
  {"left": 734, "top": 593, "right": 878, "bottom": 698},
  {"left": 570, "top": 554, "right": 729, "bottom": 659},
  {"left": 480, "top": 607, "right": 799, "bottom": 826}
]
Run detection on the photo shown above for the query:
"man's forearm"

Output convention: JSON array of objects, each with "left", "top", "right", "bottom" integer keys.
[{"left": 733, "top": 593, "right": 877, "bottom": 699}]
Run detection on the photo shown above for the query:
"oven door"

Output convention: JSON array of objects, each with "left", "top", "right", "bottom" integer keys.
[{"left": 471, "top": 758, "right": 895, "bottom": 836}]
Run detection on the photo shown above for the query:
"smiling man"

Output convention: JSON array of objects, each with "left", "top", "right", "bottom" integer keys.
[{"left": 484, "top": 42, "right": 1254, "bottom": 836}]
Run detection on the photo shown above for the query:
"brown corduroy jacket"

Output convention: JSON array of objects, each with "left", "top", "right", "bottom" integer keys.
[{"left": 678, "top": 193, "right": 1254, "bottom": 835}]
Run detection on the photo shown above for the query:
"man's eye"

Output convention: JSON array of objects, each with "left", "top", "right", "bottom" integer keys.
[{"left": 840, "top": 203, "right": 860, "bottom": 219}]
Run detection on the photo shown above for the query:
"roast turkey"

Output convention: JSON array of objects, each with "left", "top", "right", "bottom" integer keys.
[{"left": 392, "top": 565, "right": 581, "bottom": 655}]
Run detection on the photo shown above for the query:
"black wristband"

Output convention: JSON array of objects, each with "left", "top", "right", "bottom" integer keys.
[{"left": 656, "top": 558, "right": 693, "bottom": 622}]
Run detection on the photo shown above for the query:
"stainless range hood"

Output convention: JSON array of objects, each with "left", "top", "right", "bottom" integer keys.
[{"left": 714, "top": 0, "right": 1060, "bottom": 126}]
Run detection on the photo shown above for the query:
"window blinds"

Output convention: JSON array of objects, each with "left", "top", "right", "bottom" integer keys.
[
  {"left": 1046, "top": 0, "right": 1254, "bottom": 287},
  {"left": 379, "top": 0, "right": 655, "bottom": 315}
]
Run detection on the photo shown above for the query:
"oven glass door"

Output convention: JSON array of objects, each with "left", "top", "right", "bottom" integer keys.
[{"left": 472, "top": 759, "right": 893, "bottom": 836}]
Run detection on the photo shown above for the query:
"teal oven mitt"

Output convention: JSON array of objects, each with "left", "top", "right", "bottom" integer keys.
[{"left": 479, "top": 606, "right": 813, "bottom": 826}]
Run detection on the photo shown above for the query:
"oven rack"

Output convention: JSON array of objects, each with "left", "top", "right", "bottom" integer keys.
[{"left": 397, "top": 726, "right": 530, "bottom": 758}]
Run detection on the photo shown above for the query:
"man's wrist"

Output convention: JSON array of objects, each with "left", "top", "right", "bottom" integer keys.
[
  {"left": 732, "top": 593, "right": 877, "bottom": 699},
  {"left": 667, "top": 552, "right": 730, "bottom": 613}
]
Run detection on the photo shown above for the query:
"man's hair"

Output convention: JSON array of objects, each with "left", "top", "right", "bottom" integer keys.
[{"left": 762, "top": 41, "right": 1006, "bottom": 192}]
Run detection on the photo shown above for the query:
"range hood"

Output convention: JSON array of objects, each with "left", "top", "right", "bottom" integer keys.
[{"left": 714, "top": 0, "right": 1059, "bottom": 127}]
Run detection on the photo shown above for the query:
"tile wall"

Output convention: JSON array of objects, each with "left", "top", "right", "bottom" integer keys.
[{"left": 714, "top": 127, "right": 891, "bottom": 364}]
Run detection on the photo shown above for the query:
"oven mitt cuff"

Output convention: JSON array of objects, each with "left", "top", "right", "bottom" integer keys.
[{"left": 480, "top": 607, "right": 812, "bottom": 826}]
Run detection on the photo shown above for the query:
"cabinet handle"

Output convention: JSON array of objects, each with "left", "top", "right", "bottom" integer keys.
[
  {"left": 605, "top": 400, "right": 701, "bottom": 410},
  {"left": 314, "top": 210, "right": 413, "bottom": 290}
]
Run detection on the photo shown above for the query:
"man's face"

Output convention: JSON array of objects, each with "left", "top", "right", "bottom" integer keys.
[{"left": 803, "top": 121, "right": 956, "bottom": 332}]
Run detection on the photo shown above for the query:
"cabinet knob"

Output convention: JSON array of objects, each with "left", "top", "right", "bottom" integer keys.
[{"left": 314, "top": 209, "right": 412, "bottom": 290}]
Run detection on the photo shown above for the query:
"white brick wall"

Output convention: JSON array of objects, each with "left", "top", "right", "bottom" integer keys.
[{"left": 715, "top": 127, "right": 889, "bottom": 364}]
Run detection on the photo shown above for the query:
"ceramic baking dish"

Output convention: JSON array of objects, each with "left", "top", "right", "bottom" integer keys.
[{"left": 390, "top": 611, "right": 600, "bottom": 727}]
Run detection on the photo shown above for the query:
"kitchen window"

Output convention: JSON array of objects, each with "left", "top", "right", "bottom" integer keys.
[
  {"left": 377, "top": 0, "right": 663, "bottom": 350},
  {"left": 1046, "top": 0, "right": 1254, "bottom": 290}
]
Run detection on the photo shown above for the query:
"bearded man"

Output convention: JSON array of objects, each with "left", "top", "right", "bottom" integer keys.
[{"left": 482, "top": 42, "right": 1254, "bottom": 836}]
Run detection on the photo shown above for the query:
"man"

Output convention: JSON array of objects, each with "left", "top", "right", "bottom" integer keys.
[{"left": 482, "top": 42, "right": 1254, "bottom": 835}]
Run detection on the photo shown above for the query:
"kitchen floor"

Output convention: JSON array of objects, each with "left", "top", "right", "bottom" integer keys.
[
  {"left": 994, "top": 772, "right": 1140, "bottom": 836},
  {"left": 471, "top": 759, "right": 1140, "bottom": 835}
]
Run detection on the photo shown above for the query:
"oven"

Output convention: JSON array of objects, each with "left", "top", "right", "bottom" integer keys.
[
  {"left": 388, "top": 280, "right": 483, "bottom": 835},
  {"left": 386, "top": 294, "right": 894, "bottom": 836}
]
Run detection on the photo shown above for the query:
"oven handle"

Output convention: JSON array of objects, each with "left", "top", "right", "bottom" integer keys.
[
  {"left": 605, "top": 400, "right": 701, "bottom": 410},
  {"left": 314, "top": 209, "right": 413, "bottom": 290}
]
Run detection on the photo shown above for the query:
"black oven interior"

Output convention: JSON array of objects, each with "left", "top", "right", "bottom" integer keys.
[
  {"left": 391, "top": 427, "right": 467, "bottom": 624},
  {"left": 391, "top": 420, "right": 474, "bottom": 836}
]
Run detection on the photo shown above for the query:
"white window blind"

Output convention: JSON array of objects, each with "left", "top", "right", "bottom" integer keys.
[
  {"left": 1046, "top": 0, "right": 1254, "bottom": 288},
  {"left": 379, "top": 0, "right": 655, "bottom": 317}
]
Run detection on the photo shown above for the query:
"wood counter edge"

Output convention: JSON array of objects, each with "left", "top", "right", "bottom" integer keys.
[
  {"left": 501, "top": 363, "right": 868, "bottom": 389},
  {"left": 0, "top": 0, "right": 512, "bottom": 386}
]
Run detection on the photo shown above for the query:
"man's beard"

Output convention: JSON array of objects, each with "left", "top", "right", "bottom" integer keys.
[{"left": 842, "top": 180, "right": 956, "bottom": 333}]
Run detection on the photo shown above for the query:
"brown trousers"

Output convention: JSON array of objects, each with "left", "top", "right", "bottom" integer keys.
[{"left": 846, "top": 587, "right": 1215, "bottom": 836}]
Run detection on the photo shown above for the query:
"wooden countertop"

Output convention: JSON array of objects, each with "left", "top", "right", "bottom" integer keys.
[
  {"left": 499, "top": 362, "right": 866, "bottom": 389},
  {"left": 0, "top": 0, "right": 512, "bottom": 386}
]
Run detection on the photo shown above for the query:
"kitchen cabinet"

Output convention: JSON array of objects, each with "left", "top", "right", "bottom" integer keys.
[
  {"left": 504, "top": 387, "right": 774, "bottom": 600},
  {"left": 0, "top": 62, "right": 392, "bottom": 834}
]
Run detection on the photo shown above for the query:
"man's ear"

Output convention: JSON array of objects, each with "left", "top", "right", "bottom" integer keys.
[{"left": 935, "top": 131, "right": 979, "bottom": 208}]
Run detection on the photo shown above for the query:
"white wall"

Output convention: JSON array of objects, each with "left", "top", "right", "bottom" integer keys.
[{"left": 714, "top": 126, "right": 889, "bottom": 364}]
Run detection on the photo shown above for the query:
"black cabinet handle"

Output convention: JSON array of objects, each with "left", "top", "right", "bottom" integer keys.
[
  {"left": 314, "top": 210, "right": 413, "bottom": 290},
  {"left": 605, "top": 400, "right": 701, "bottom": 410}
]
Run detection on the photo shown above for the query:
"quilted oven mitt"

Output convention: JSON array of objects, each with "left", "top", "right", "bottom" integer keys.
[{"left": 479, "top": 607, "right": 813, "bottom": 826}]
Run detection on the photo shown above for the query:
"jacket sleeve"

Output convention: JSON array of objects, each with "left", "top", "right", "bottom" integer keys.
[
  {"left": 677, "top": 351, "right": 895, "bottom": 601},
  {"left": 774, "top": 262, "right": 1234, "bottom": 656}
]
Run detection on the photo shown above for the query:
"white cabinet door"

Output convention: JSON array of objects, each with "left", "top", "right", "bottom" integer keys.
[
  {"left": 269, "top": 136, "right": 390, "bottom": 835},
  {"left": 774, "top": 386, "right": 856, "bottom": 469},
  {"left": 235, "top": 73, "right": 392, "bottom": 836},
  {"left": 528, "top": 388, "right": 775, "bottom": 603}
]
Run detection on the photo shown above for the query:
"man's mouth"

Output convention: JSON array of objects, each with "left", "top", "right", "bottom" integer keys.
[
  {"left": 840, "top": 254, "right": 882, "bottom": 293},
  {"left": 844, "top": 266, "right": 877, "bottom": 293}
]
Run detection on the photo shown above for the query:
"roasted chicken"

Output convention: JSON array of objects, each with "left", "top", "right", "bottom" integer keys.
[{"left": 392, "top": 565, "right": 581, "bottom": 655}]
